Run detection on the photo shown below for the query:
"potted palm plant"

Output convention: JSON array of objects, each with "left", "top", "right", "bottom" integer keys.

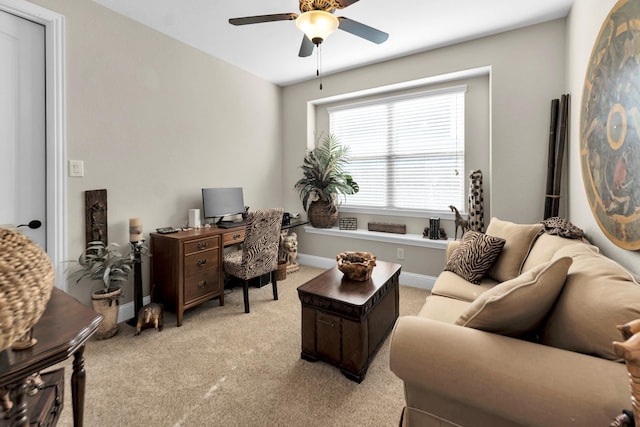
[
  {"left": 72, "top": 241, "right": 137, "bottom": 339},
  {"left": 294, "top": 133, "right": 359, "bottom": 228}
]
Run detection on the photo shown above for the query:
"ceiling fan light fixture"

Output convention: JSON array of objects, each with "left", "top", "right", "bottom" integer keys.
[{"left": 295, "top": 10, "right": 339, "bottom": 45}]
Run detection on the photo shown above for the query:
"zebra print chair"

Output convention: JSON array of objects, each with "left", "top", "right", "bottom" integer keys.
[{"left": 223, "top": 208, "right": 284, "bottom": 313}]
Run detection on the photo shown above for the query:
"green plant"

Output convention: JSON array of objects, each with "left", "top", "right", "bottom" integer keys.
[
  {"left": 294, "top": 133, "right": 359, "bottom": 210},
  {"left": 72, "top": 241, "right": 137, "bottom": 294}
]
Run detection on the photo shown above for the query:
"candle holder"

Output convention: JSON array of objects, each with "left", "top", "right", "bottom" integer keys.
[{"left": 126, "top": 240, "right": 145, "bottom": 327}]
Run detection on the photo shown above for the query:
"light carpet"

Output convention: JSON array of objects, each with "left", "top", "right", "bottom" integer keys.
[{"left": 55, "top": 265, "right": 428, "bottom": 427}]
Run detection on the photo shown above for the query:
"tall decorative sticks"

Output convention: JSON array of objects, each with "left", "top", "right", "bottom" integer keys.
[{"left": 544, "top": 95, "right": 570, "bottom": 219}]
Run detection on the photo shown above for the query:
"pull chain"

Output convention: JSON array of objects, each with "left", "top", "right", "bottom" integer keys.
[{"left": 316, "top": 44, "right": 323, "bottom": 90}]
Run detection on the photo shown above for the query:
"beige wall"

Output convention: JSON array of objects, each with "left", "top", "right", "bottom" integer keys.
[
  {"left": 27, "top": 0, "right": 282, "bottom": 304},
  {"left": 566, "top": 0, "right": 640, "bottom": 277},
  {"left": 283, "top": 20, "right": 567, "bottom": 278}
]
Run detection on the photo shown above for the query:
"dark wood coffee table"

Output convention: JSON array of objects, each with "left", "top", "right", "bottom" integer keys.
[{"left": 297, "top": 260, "right": 401, "bottom": 382}]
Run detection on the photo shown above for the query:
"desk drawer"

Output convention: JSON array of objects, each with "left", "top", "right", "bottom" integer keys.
[
  {"left": 184, "top": 270, "right": 220, "bottom": 302},
  {"left": 184, "top": 236, "right": 219, "bottom": 255},
  {"left": 223, "top": 229, "right": 245, "bottom": 246},
  {"left": 184, "top": 248, "right": 218, "bottom": 276}
]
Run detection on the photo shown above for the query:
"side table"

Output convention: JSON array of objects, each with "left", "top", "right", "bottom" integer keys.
[
  {"left": 297, "top": 261, "right": 401, "bottom": 382},
  {"left": 0, "top": 288, "right": 103, "bottom": 426}
]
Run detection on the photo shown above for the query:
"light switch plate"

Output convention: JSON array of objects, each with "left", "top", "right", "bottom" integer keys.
[{"left": 69, "top": 160, "right": 84, "bottom": 177}]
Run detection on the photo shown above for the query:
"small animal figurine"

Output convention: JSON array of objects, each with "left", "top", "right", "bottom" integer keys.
[
  {"left": 283, "top": 232, "right": 298, "bottom": 267},
  {"left": 439, "top": 227, "right": 448, "bottom": 240},
  {"left": 135, "top": 303, "right": 164, "bottom": 336},
  {"left": 449, "top": 205, "right": 470, "bottom": 239}
]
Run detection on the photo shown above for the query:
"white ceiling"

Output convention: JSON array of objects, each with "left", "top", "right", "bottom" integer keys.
[{"left": 92, "top": 0, "right": 574, "bottom": 86}]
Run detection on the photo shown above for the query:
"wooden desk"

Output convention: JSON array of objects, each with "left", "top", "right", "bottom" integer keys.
[
  {"left": 0, "top": 288, "right": 103, "bottom": 427},
  {"left": 150, "top": 226, "right": 246, "bottom": 327},
  {"left": 151, "top": 220, "right": 307, "bottom": 326}
]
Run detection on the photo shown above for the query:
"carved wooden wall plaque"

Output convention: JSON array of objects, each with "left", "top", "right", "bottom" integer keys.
[{"left": 85, "top": 189, "right": 107, "bottom": 247}]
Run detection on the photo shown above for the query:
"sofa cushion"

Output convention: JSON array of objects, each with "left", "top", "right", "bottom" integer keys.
[
  {"left": 444, "top": 231, "right": 506, "bottom": 284},
  {"left": 432, "top": 271, "right": 498, "bottom": 302},
  {"left": 521, "top": 233, "right": 591, "bottom": 272},
  {"left": 541, "top": 244, "right": 640, "bottom": 360},
  {"left": 485, "top": 218, "right": 544, "bottom": 282},
  {"left": 418, "top": 295, "right": 472, "bottom": 324},
  {"left": 455, "top": 257, "right": 572, "bottom": 336}
]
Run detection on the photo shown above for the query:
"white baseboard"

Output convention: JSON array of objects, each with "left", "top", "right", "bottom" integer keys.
[
  {"left": 297, "top": 253, "right": 436, "bottom": 290},
  {"left": 118, "top": 295, "right": 151, "bottom": 323},
  {"left": 118, "top": 255, "right": 436, "bottom": 321}
]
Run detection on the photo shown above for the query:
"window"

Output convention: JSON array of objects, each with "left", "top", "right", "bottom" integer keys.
[{"left": 329, "top": 85, "right": 466, "bottom": 215}]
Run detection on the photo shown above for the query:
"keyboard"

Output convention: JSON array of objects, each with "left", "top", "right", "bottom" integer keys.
[{"left": 217, "top": 221, "right": 246, "bottom": 229}]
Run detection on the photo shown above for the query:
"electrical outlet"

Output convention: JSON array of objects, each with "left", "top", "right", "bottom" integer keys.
[{"left": 397, "top": 248, "right": 404, "bottom": 260}]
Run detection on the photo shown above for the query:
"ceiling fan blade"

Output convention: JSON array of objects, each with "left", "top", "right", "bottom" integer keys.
[
  {"left": 338, "top": 17, "right": 389, "bottom": 44},
  {"left": 229, "top": 13, "right": 297, "bottom": 26},
  {"left": 335, "top": 0, "right": 360, "bottom": 8},
  {"left": 298, "top": 36, "right": 315, "bottom": 57}
]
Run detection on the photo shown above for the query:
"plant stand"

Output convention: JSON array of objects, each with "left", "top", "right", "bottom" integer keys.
[{"left": 126, "top": 240, "right": 144, "bottom": 327}]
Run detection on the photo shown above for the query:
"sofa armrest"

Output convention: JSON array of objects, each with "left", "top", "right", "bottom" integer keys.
[{"left": 390, "top": 316, "right": 629, "bottom": 426}]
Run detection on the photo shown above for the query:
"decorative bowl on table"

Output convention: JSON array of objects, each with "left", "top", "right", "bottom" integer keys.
[{"left": 336, "top": 251, "right": 377, "bottom": 281}]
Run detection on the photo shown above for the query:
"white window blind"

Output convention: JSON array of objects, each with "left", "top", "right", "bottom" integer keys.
[{"left": 329, "top": 85, "right": 466, "bottom": 214}]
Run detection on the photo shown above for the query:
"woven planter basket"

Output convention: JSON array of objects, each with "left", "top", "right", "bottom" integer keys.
[
  {"left": 307, "top": 200, "right": 338, "bottom": 228},
  {"left": 0, "top": 228, "right": 55, "bottom": 352},
  {"left": 91, "top": 287, "right": 121, "bottom": 340}
]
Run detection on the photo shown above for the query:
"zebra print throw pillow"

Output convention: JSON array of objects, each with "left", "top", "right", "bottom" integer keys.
[{"left": 445, "top": 231, "right": 506, "bottom": 284}]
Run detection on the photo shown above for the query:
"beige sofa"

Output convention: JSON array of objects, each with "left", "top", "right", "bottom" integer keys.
[{"left": 390, "top": 218, "right": 640, "bottom": 426}]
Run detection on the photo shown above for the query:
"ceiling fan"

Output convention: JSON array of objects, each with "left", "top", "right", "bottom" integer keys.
[{"left": 229, "top": 0, "right": 389, "bottom": 57}]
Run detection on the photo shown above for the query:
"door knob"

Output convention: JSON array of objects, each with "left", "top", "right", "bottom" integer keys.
[{"left": 17, "top": 220, "right": 42, "bottom": 229}]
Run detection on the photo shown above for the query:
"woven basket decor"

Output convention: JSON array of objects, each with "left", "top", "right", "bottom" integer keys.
[{"left": 0, "top": 228, "right": 55, "bottom": 352}]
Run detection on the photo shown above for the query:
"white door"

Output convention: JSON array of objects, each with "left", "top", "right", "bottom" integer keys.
[{"left": 0, "top": 10, "right": 46, "bottom": 247}]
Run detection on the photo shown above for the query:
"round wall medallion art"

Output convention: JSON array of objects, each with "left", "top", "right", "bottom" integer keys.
[{"left": 580, "top": 0, "right": 640, "bottom": 250}]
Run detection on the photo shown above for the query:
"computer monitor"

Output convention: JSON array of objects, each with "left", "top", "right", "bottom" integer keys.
[{"left": 201, "top": 187, "right": 245, "bottom": 222}]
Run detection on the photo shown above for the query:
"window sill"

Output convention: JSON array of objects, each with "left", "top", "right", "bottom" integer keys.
[
  {"left": 338, "top": 206, "right": 458, "bottom": 220},
  {"left": 303, "top": 225, "right": 453, "bottom": 249}
]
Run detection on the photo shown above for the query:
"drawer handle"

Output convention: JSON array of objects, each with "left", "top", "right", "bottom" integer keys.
[
  {"left": 197, "top": 280, "right": 208, "bottom": 288},
  {"left": 233, "top": 233, "right": 241, "bottom": 240},
  {"left": 318, "top": 318, "right": 336, "bottom": 328},
  {"left": 197, "top": 242, "right": 208, "bottom": 250},
  {"left": 197, "top": 258, "right": 207, "bottom": 267}
]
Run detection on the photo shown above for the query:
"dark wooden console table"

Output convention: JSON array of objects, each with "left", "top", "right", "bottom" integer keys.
[{"left": 0, "top": 288, "right": 103, "bottom": 427}]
